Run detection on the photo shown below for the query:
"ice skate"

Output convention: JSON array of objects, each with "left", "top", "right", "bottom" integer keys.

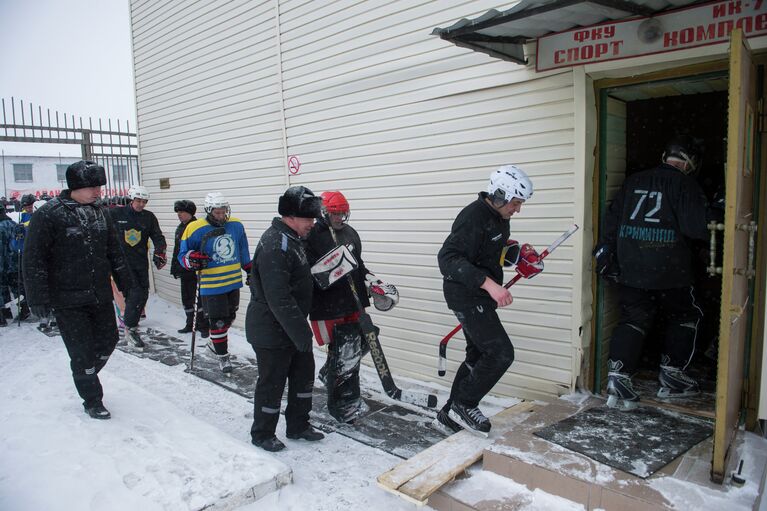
[
  {"left": 448, "top": 402, "right": 490, "bottom": 437},
  {"left": 124, "top": 326, "right": 145, "bottom": 350},
  {"left": 431, "top": 408, "right": 463, "bottom": 436},
  {"left": 657, "top": 357, "right": 699, "bottom": 399},
  {"left": 217, "top": 353, "right": 233, "bottom": 376},
  {"left": 606, "top": 372, "right": 639, "bottom": 410}
]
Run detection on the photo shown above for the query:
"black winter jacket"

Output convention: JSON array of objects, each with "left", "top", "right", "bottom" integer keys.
[
  {"left": 246, "top": 217, "right": 314, "bottom": 351},
  {"left": 305, "top": 219, "right": 370, "bottom": 320},
  {"left": 438, "top": 192, "right": 510, "bottom": 311},
  {"left": 600, "top": 163, "right": 710, "bottom": 289},
  {"left": 171, "top": 217, "right": 196, "bottom": 278},
  {"left": 22, "top": 190, "right": 131, "bottom": 309},
  {"left": 110, "top": 205, "right": 167, "bottom": 288}
]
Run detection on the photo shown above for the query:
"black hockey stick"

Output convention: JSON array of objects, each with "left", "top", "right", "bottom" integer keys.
[
  {"left": 324, "top": 217, "right": 437, "bottom": 408},
  {"left": 189, "top": 227, "right": 226, "bottom": 370},
  {"left": 16, "top": 250, "right": 22, "bottom": 327}
]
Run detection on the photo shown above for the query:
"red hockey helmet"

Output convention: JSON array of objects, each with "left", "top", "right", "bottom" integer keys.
[{"left": 320, "top": 190, "right": 350, "bottom": 228}]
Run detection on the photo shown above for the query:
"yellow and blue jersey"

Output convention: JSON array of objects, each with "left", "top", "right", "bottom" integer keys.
[{"left": 178, "top": 217, "right": 251, "bottom": 296}]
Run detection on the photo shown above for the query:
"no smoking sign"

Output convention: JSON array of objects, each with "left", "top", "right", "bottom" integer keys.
[{"left": 288, "top": 155, "right": 301, "bottom": 175}]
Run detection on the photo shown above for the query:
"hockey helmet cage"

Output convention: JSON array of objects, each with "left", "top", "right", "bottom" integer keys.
[
  {"left": 128, "top": 185, "right": 150, "bottom": 201},
  {"left": 662, "top": 135, "right": 703, "bottom": 174},
  {"left": 20, "top": 194, "right": 36, "bottom": 208},
  {"left": 487, "top": 165, "right": 533, "bottom": 207},
  {"left": 320, "top": 190, "right": 350, "bottom": 225}
]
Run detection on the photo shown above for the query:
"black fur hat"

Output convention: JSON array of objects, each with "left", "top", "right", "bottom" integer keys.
[
  {"left": 174, "top": 199, "right": 197, "bottom": 216},
  {"left": 278, "top": 186, "right": 322, "bottom": 218},
  {"left": 66, "top": 160, "right": 107, "bottom": 190}
]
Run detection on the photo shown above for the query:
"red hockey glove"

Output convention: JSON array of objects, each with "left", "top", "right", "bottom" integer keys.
[
  {"left": 365, "top": 273, "right": 399, "bottom": 311},
  {"left": 516, "top": 244, "right": 543, "bottom": 279},
  {"left": 153, "top": 252, "right": 167, "bottom": 270},
  {"left": 185, "top": 251, "right": 211, "bottom": 270}
]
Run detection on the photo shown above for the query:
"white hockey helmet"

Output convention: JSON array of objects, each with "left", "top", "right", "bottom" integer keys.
[
  {"left": 32, "top": 200, "right": 47, "bottom": 212},
  {"left": 487, "top": 165, "right": 533, "bottom": 206},
  {"left": 128, "top": 185, "right": 150, "bottom": 201},
  {"left": 204, "top": 192, "right": 231, "bottom": 224}
]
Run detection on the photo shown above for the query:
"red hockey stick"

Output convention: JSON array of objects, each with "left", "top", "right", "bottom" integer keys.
[{"left": 437, "top": 224, "right": 579, "bottom": 376}]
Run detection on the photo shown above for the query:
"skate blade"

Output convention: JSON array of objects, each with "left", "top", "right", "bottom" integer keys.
[
  {"left": 606, "top": 394, "right": 638, "bottom": 411},
  {"left": 657, "top": 387, "right": 699, "bottom": 399},
  {"left": 430, "top": 417, "right": 455, "bottom": 437},
  {"left": 448, "top": 409, "right": 489, "bottom": 438}
]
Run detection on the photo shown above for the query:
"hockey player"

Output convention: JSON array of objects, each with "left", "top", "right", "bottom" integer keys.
[
  {"left": 23, "top": 160, "right": 132, "bottom": 419},
  {"left": 247, "top": 186, "right": 325, "bottom": 452},
  {"left": 437, "top": 165, "right": 542, "bottom": 436},
  {"left": 596, "top": 136, "right": 715, "bottom": 409},
  {"left": 305, "top": 190, "right": 399, "bottom": 423},
  {"left": 4, "top": 194, "right": 35, "bottom": 322},
  {"left": 110, "top": 185, "right": 167, "bottom": 349},
  {"left": 170, "top": 200, "right": 208, "bottom": 336},
  {"left": 178, "top": 192, "right": 251, "bottom": 375}
]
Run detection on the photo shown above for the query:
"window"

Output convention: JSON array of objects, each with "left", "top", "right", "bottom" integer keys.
[
  {"left": 13, "top": 164, "right": 33, "bottom": 183},
  {"left": 112, "top": 164, "right": 128, "bottom": 185},
  {"left": 56, "top": 164, "right": 68, "bottom": 182}
]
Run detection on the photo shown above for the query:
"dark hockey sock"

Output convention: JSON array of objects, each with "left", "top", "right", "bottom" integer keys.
[{"left": 209, "top": 326, "right": 229, "bottom": 355}]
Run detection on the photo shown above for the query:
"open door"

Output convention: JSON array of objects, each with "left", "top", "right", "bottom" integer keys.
[{"left": 712, "top": 29, "right": 757, "bottom": 484}]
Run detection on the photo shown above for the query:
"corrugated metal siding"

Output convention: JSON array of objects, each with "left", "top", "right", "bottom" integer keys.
[{"left": 130, "top": 0, "right": 578, "bottom": 400}]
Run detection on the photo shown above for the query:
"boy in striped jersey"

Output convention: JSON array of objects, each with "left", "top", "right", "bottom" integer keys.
[{"left": 178, "top": 192, "right": 251, "bottom": 375}]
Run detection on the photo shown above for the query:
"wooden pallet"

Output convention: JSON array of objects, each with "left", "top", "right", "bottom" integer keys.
[{"left": 376, "top": 401, "right": 539, "bottom": 506}]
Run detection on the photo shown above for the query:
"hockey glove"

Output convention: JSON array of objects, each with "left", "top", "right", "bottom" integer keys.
[
  {"left": 153, "top": 252, "right": 167, "bottom": 270},
  {"left": 184, "top": 251, "right": 211, "bottom": 270},
  {"left": 365, "top": 272, "right": 399, "bottom": 312},
  {"left": 516, "top": 244, "right": 543, "bottom": 279},
  {"left": 500, "top": 239, "right": 521, "bottom": 267},
  {"left": 593, "top": 242, "right": 619, "bottom": 281},
  {"left": 31, "top": 304, "right": 51, "bottom": 319}
]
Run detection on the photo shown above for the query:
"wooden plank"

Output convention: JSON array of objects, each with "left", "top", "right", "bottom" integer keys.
[{"left": 377, "top": 401, "right": 539, "bottom": 505}]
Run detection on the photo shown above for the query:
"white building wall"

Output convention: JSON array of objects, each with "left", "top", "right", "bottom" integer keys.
[
  {"left": 130, "top": 0, "right": 579, "bottom": 400},
  {"left": 0, "top": 155, "right": 80, "bottom": 198}
]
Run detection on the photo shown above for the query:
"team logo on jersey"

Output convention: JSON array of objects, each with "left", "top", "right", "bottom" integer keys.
[
  {"left": 212, "top": 234, "right": 236, "bottom": 263},
  {"left": 124, "top": 229, "right": 141, "bottom": 247}
]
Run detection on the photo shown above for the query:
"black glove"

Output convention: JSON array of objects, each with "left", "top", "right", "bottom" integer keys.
[
  {"left": 153, "top": 252, "right": 167, "bottom": 270},
  {"left": 245, "top": 273, "right": 251, "bottom": 287},
  {"left": 31, "top": 304, "right": 51, "bottom": 318},
  {"left": 593, "top": 242, "right": 619, "bottom": 281}
]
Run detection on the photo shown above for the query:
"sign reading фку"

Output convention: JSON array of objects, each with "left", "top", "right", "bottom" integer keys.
[{"left": 536, "top": 0, "right": 767, "bottom": 71}]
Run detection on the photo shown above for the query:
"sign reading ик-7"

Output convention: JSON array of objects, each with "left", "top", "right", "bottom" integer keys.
[{"left": 536, "top": 0, "right": 767, "bottom": 71}]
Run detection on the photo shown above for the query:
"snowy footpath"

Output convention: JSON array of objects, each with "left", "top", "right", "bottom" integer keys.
[{"left": 2, "top": 295, "right": 763, "bottom": 510}]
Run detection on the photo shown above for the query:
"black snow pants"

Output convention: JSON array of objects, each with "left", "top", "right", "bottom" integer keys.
[
  {"left": 251, "top": 345, "right": 315, "bottom": 441},
  {"left": 441, "top": 304, "right": 515, "bottom": 412},
  {"left": 608, "top": 285, "right": 702, "bottom": 374},
  {"left": 123, "top": 285, "right": 149, "bottom": 328},
  {"left": 55, "top": 301, "right": 119, "bottom": 408}
]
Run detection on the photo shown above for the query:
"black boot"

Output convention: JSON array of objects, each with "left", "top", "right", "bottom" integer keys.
[
  {"left": 252, "top": 436, "right": 286, "bottom": 452},
  {"left": 177, "top": 312, "right": 194, "bottom": 334},
  {"left": 18, "top": 300, "right": 31, "bottom": 321}
]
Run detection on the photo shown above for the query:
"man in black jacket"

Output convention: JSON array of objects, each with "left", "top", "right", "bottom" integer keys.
[
  {"left": 596, "top": 136, "right": 713, "bottom": 410},
  {"left": 437, "top": 165, "right": 541, "bottom": 436},
  {"left": 170, "top": 199, "right": 208, "bottom": 336},
  {"left": 246, "top": 186, "right": 325, "bottom": 452},
  {"left": 305, "top": 190, "right": 399, "bottom": 423},
  {"left": 110, "top": 185, "right": 167, "bottom": 349},
  {"left": 23, "top": 160, "right": 131, "bottom": 419}
]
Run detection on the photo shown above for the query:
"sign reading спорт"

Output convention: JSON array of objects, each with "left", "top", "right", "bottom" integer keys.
[{"left": 536, "top": 0, "right": 767, "bottom": 72}]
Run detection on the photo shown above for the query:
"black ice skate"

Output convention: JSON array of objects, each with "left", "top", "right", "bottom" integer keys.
[
  {"left": 125, "top": 326, "right": 145, "bottom": 350},
  {"left": 431, "top": 408, "right": 463, "bottom": 436},
  {"left": 657, "top": 356, "right": 699, "bottom": 399},
  {"left": 448, "top": 402, "right": 491, "bottom": 437},
  {"left": 605, "top": 359, "right": 639, "bottom": 410},
  {"left": 217, "top": 353, "right": 233, "bottom": 376}
]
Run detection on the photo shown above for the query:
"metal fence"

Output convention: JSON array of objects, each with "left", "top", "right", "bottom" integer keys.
[{"left": 0, "top": 96, "right": 139, "bottom": 195}]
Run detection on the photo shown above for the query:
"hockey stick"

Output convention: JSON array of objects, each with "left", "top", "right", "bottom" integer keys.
[
  {"left": 16, "top": 250, "right": 22, "bottom": 327},
  {"left": 324, "top": 217, "right": 438, "bottom": 408},
  {"left": 438, "top": 224, "right": 579, "bottom": 376},
  {"left": 189, "top": 227, "right": 226, "bottom": 371}
]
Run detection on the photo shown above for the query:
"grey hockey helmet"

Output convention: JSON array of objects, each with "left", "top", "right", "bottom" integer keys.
[{"left": 487, "top": 165, "right": 533, "bottom": 207}]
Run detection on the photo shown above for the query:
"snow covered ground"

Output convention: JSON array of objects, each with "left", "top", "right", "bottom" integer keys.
[{"left": 1, "top": 295, "right": 765, "bottom": 510}]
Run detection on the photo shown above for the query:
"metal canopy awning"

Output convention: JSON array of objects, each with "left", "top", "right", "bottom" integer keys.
[{"left": 431, "top": 0, "right": 703, "bottom": 65}]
